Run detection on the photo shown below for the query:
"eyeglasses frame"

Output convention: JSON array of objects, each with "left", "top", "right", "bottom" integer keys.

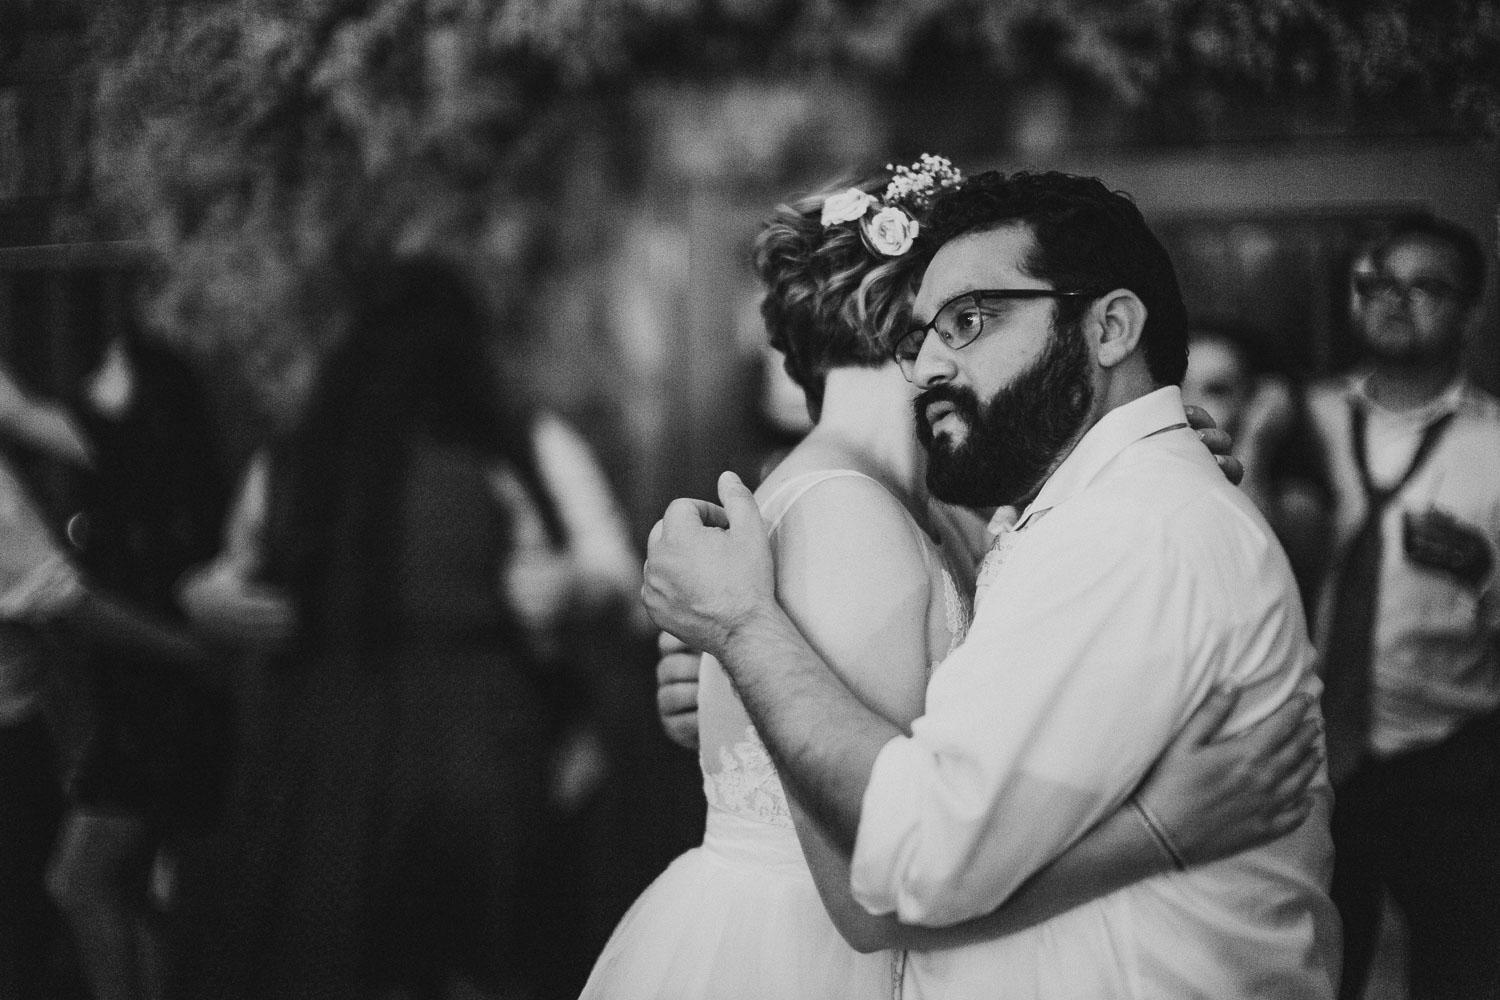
[
  {"left": 1353, "top": 272, "right": 1471, "bottom": 310},
  {"left": 892, "top": 287, "right": 1099, "bottom": 380}
]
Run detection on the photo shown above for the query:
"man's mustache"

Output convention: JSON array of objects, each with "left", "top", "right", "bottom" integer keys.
[{"left": 913, "top": 385, "right": 980, "bottom": 429}]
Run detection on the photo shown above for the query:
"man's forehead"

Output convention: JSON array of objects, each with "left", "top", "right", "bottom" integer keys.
[
  {"left": 1382, "top": 237, "right": 1463, "bottom": 279},
  {"left": 914, "top": 224, "right": 1034, "bottom": 315}
]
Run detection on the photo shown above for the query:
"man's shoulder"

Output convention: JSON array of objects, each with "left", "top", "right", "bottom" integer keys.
[{"left": 1048, "top": 430, "right": 1272, "bottom": 553}]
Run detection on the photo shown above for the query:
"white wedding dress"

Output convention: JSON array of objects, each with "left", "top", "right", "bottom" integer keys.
[{"left": 579, "top": 470, "right": 972, "bottom": 1000}]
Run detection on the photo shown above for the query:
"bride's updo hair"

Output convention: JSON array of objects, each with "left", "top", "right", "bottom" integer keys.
[{"left": 753, "top": 176, "right": 916, "bottom": 422}]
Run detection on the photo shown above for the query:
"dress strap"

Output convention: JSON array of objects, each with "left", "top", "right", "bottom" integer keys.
[{"left": 758, "top": 469, "right": 884, "bottom": 535}]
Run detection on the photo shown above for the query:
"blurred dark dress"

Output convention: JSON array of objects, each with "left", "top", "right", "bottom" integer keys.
[
  {"left": 200, "top": 429, "right": 553, "bottom": 1000},
  {"left": 68, "top": 342, "right": 233, "bottom": 829}
]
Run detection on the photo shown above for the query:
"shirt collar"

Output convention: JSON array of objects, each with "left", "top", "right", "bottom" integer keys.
[
  {"left": 1348, "top": 372, "right": 1467, "bottom": 427},
  {"left": 1015, "top": 385, "right": 1188, "bottom": 530}
]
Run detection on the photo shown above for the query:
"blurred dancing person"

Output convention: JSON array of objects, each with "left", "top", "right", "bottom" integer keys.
[
  {"left": 192, "top": 257, "right": 584, "bottom": 1000},
  {"left": 0, "top": 359, "right": 91, "bottom": 1000},
  {"left": 0, "top": 356, "right": 213, "bottom": 1000},
  {"left": 43, "top": 320, "right": 233, "bottom": 1000}
]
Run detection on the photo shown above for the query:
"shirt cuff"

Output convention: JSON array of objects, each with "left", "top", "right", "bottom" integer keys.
[{"left": 850, "top": 732, "right": 921, "bottom": 919}]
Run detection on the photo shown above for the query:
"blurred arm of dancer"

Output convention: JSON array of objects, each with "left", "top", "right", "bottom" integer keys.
[
  {"left": 0, "top": 457, "right": 214, "bottom": 680},
  {"left": 0, "top": 359, "right": 94, "bottom": 468},
  {"left": 499, "top": 413, "right": 649, "bottom": 645},
  {"left": 175, "top": 450, "right": 296, "bottom": 648},
  {"left": 495, "top": 413, "right": 651, "bottom": 813}
]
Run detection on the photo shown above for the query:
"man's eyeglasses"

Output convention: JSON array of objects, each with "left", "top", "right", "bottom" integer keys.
[
  {"left": 892, "top": 288, "right": 1096, "bottom": 381},
  {"left": 1353, "top": 273, "right": 1468, "bottom": 309}
]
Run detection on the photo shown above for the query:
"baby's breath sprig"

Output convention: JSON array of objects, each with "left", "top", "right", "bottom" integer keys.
[{"left": 882, "top": 153, "right": 963, "bottom": 212}]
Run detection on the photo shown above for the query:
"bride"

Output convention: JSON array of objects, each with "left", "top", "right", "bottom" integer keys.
[{"left": 581, "top": 158, "right": 1319, "bottom": 999}]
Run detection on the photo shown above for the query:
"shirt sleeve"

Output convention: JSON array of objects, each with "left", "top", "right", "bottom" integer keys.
[{"left": 850, "top": 495, "right": 1255, "bottom": 926}]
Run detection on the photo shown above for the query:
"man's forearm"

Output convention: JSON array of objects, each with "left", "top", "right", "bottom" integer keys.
[{"left": 717, "top": 608, "right": 903, "bottom": 852}]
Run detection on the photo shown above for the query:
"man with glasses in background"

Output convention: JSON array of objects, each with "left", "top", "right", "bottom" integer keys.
[
  {"left": 1308, "top": 217, "right": 1500, "bottom": 1000},
  {"left": 643, "top": 171, "right": 1337, "bottom": 998}
]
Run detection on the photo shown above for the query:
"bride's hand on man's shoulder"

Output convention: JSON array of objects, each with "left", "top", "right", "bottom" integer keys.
[
  {"left": 1133, "top": 687, "right": 1322, "bottom": 867},
  {"left": 1184, "top": 404, "right": 1243, "bottom": 487}
]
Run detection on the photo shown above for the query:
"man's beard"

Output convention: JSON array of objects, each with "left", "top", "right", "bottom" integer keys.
[
  {"left": 1359, "top": 317, "right": 1463, "bottom": 368},
  {"left": 915, "top": 320, "right": 1095, "bottom": 508}
]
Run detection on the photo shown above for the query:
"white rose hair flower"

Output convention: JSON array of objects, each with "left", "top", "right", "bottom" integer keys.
[
  {"left": 817, "top": 153, "right": 962, "bottom": 259},
  {"left": 861, "top": 206, "right": 919, "bottom": 257},
  {"left": 819, "top": 188, "right": 877, "bottom": 227}
]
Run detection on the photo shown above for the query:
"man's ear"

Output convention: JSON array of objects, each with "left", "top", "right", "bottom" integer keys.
[{"left": 1092, "top": 289, "right": 1147, "bottom": 369}]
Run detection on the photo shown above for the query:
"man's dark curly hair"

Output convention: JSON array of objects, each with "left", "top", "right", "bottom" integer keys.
[
  {"left": 753, "top": 176, "right": 919, "bottom": 421},
  {"left": 915, "top": 170, "right": 1190, "bottom": 387}
]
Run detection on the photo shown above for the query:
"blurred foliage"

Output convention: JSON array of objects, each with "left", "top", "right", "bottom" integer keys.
[{"left": 78, "top": 0, "right": 1497, "bottom": 362}]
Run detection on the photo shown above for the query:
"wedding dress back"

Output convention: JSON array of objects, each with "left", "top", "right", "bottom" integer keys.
[{"left": 579, "top": 468, "right": 970, "bottom": 1000}]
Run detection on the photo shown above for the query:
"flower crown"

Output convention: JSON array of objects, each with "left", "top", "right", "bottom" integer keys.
[{"left": 819, "top": 153, "right": 963, "bottom": 259}]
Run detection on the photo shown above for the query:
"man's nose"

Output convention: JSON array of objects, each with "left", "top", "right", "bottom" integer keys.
[{"left": 911, "top": 334, "right": 958, "bottom": 389}]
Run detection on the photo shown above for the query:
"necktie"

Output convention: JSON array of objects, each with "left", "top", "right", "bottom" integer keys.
[{"left": 1320, "top": 402, "right": 1454, "bottom": 783}]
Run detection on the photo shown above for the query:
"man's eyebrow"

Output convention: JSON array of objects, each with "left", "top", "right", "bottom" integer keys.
[{"left": 910, "top": 287, "right": 977, "bottom": 328}]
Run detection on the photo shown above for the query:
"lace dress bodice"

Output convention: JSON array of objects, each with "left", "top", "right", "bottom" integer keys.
[{"left": 699, "top": 470, "right": 972, "bottom": 828}]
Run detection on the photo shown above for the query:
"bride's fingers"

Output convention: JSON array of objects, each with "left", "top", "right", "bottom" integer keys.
[
  {"left": 1197, "top": 426, "right": 1233, "bottom": 456},
  {"left": 658, "top": 630, "right": 692, "bottom": 656},
  {"left": 1184, "top": 403, "right": 1218, "bottom": 431},
  {"left": 1215, "top": 453, "right": 1244, "bottom": 486},
  {"left": 662, "top": 497, "right": 729, "bottom": 532}
]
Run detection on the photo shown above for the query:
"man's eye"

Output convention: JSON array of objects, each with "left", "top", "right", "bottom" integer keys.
[{"left": 953, "top": 308, "right": 983, "bottom": 334}]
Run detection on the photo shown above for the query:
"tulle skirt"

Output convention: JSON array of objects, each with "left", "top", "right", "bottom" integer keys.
[{"left": 579, "top": 808, "right": 897, "bottom": 999}]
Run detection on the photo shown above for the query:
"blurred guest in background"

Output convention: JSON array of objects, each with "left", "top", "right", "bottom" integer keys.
[
  {"left": 0, "top": 361, "right": 90, "bottom": 1000},
  {"left": 44, "top": 322, "right": 232, "bottom": 1000},
  {"left": 490, "top": 407, "right": 652, "bottom": 998},
  {"left": 0, "top": 356, "right": 214, "bottom": 1000},
  {"left": 1308, "top": 216, "right": 1500, "bottom": 1000},
  {"left": 1182, "top": 322, "right": 1332, "bottom": 609},
  {"left": 178, "top": 256, "right": 639, "bottom": 1000}
]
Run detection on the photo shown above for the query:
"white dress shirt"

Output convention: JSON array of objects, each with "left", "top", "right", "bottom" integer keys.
[
  {"left": 851, "top": 387, "right": 1339, "bottom": 999},
  {"left": 1308, "top": 376, "right": 1500, "bottom": 758}
]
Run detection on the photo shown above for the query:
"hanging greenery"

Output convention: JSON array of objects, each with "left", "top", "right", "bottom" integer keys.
[{"left": 84, "top": 0, "right": 1497, "bottom": 361}]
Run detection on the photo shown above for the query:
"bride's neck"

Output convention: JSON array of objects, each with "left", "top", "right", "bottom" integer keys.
[{"left": 801, "top": 363, "right": 927, "bottom": 508}]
